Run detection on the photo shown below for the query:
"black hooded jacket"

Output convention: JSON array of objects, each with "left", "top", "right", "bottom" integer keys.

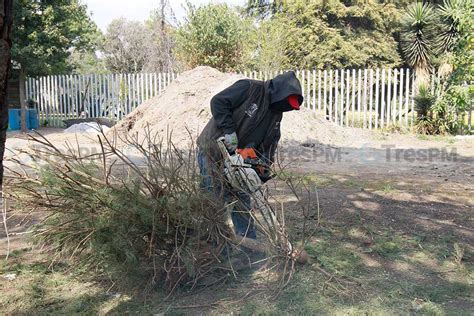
[{"left": 197, "top": 71, "right": 303, "bottom": 163}]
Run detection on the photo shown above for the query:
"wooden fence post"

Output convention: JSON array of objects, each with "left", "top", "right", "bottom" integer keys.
[
  {"left": 318, "top": 70, "right": 322, "bottom": 112},
  {"left": 351, "top": 69, "right": 355, "bottom": 127},
  {"left": 323, "top": 70, "right": 327, "bottom": 118},
  {"left": 363, "top": 69, "right": 368, "bottom": 129},
  {"left": 405, "top": 68, "right": 410, "bottom": 126},
  {"left": 336, "top": 69, "right": 340, "bottom": 125},
  {"left": 375, "top": 68, "right": 379, "bottom": 130},
  {"left": 392, "top": 69, "right": 398, "bottom": 124},
  {"left": 329, "top": 70, "right": 333, "bottom": 123},
  {"left": 381, "top": 69, "right": 385, "bottom": 128},
  {"left": 312, "top": 69, "right": 316, "bottom": 111}
]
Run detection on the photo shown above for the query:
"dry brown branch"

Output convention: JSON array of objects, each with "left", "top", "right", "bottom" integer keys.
[{"left": 3, "top": 129, "right": 312, "bottom": 297}]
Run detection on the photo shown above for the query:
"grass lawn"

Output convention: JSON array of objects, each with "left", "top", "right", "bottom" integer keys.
[{"left": 1, "top": 171, "right": 472, "bottom": 315}]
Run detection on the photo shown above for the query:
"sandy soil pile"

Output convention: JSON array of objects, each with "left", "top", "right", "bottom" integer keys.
[{"left": 109, "top": 66, "right": 368, "bottom": 147}]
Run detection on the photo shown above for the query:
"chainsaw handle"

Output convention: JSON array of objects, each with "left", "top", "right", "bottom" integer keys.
[
  {"left": 217, "top": 136, "right": 236, "bottom": 154},
  {"left": 216, "top": 137, "right": 236, "bottom": 156}
]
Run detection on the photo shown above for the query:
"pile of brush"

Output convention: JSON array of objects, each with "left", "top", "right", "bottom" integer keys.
[{"left": 4, "top": 129, "right": 308, "bottom": 293}]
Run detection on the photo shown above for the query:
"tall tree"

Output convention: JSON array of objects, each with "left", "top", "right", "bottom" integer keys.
[
  {"left": 400, "top": 2, "right": 437, "bottom": 87},
  {"left": 400, "top": 0, "right": 472, "bottom": 87},
  {"left": 246, "top": 0, "right": 283, "bottom": 18},
  {"left": 246, "top": 0, "right": 402, "bottom": 70},
  {"left": 175, "top": 3, "right": 248, "bottom": 72},
  {"left": 103, "top": 18, "right": 150, "bottom": 73},
  {"left": 440, "top": 0, "right": 473, "bottom": 84},
  {"left": 0, "top": 0, "right": 13, "bottom": 188},
  {"left": 242, "top": 18, "right": 288, "bottom": 72},
  {"left": 12, "top": 0, "right": 98, "bottom": 131},
  {"left": 145, "top": 7, "right": 177, "bottom": 72},
  {"left": 102, "top": 15, "right": 176, "bottom": 73}
]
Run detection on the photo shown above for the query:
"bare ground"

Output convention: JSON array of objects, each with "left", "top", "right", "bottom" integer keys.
[{"left": 1, "top": 128, "right": 473, "bottom": 315}]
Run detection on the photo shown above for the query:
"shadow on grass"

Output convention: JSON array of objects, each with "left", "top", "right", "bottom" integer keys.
[
  {"left": 264, "top": 169, "right": 473, "bottom": 315},
  {"left": 2, "top": 141, "right": 473, "bottom": 315}
]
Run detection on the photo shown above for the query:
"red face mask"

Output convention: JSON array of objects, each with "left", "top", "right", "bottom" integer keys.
[{"left": 288, "top": 95, "right": 300, "bottom": 110}]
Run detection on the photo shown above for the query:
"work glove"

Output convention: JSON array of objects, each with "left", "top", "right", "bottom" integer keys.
[{"left": 224, "top": 132, "right": 238, "bottom": 153}]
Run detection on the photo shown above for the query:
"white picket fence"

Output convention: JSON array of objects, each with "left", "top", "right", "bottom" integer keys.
[
  {"left": 25, "top": 73, "right": 178, "bottom": 126},
  {"left": 245, "top": 68, "right": 417, "bottom": 130},
  {"left": 25, "top": 69, "right": 472, "bottom": 132}
]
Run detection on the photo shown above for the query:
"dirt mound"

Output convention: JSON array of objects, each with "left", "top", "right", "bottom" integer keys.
[
  {"left": 109, "top": 66, "right": 241, "bottom": 146},
  {"left": 109, "top": 66, "right": 368, "bottom": 147}
]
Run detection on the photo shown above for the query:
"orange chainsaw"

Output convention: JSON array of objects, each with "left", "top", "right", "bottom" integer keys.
[{"left": 235, "top": 147, "right": 273, "bottom": 183}]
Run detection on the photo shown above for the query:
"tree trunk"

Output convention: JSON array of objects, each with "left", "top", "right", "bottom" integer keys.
[
  {"left": 19, "top": 66, "right": 27, "bottom": 132},
  {"left": 0, "top": 0, "right": 14, "bottom": 188},
  {"left": 414, "top": 63, "right": 430, "bottom": 94}
]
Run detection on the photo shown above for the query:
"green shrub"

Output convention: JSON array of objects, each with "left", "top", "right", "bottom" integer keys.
[{"left": 414, "top": 85, "right": 437, "bottom": 134}]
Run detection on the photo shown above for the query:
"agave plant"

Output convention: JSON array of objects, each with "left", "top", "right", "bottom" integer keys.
[
  {"left": 414, "top": 84, "right": 436, "bottom": 118},
  {"left": 414, "top": 85, "right": 436, "bottom": 135},
  {"left": 400, "top": 2, "right": 438, "bottom": 85}
]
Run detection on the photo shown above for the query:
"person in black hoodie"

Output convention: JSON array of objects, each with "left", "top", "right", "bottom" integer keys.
[{"left": 197, "top": 71, "right": 303, "bottom": 240}]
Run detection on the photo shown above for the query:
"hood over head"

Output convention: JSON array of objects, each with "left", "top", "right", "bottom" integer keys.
[{"left": 268, "top": 71, "right": 304, "bottom": 112}]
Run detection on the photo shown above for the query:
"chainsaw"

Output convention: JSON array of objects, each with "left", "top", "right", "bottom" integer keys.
[{"left": 216, "top": 137, "right": 293, "bottom": 256}]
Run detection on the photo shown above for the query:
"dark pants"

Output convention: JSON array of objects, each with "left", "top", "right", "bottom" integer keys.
[{"left": 197, "top": 150, "right": 256, "bottom": 239}]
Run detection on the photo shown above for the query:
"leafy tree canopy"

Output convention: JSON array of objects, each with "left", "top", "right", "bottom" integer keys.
[
  {"left": 102, "top": 18, "right": 151, "bottom": 73},
  {"left": 175, "top": 3, "right": 249, "bottom": 72},
  {"left": 103, "top": 15, "right": 176, "bottom": 73},
  {"left": 12, "top": 0, "right": 99, "bottom": 76},
  {"left": 260, "top": 0, "right": 403, "bottom": 70},
  {"left": 242, "top": 17, "right": 289, "bottom": 72},
  {"left": 143, "top": 10, "right": 177, "bottom": 72},
  {"left": 68, "top": 49, "right": 107, "bottom": 74}
]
